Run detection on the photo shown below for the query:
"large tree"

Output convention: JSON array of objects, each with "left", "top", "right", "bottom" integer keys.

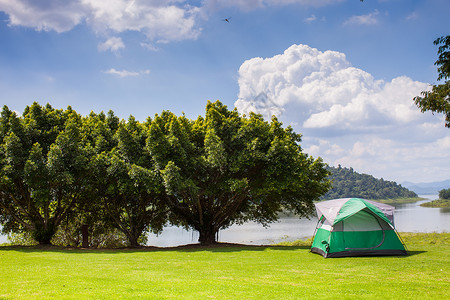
[
  {"left": 0, "top": 103, "right": 91, "bottom": 244},
  {"left": 91, "top": 116, "right": 168, "bottom": 247},
  {"left": 147, "top": 101, "right": 330, "bottom": 244},
  {"left": 414, "top": 35, "right": 450, "bottom": 127}
]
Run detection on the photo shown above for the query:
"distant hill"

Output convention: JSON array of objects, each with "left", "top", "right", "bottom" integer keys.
[
  {"left": 322, "top": 165, "right": 417, "bottom": 200},
  {"left": 401, "top": 180, "right": 450, "bottom": 195}
]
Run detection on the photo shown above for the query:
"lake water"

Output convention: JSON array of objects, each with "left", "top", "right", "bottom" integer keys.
[
  {"left": 1, "top": 195, "right": 448, "bottom": 246},
  {"left": 146, "top": 194, "right": 449, "bottom": 247}
]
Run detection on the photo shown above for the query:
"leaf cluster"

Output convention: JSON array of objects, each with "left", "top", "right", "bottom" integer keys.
[
  {"left": 438, "top": 188, "right": 450, "bottom": 200},
  {"left": 414, "top": 35, "right": 450, "bottom": 127}
]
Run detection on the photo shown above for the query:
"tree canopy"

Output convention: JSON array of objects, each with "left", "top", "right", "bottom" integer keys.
[
  {"left": 439, "top": 188, "right": 450, "bottom": 200},
  {"left": 414, "top": 35, "right": 450, "bottom": 127},
  {"left": 90, "top": 116, "right": 168, "bottom": 247},
  {"left": 0, "top": 101, "right": 330, "bottom": 246},
  {"left": 147, "top": 101, "right": 330, "bottom": 244},
  {"left": 0, "top": 103, "right": 92, "bottom": 244}
]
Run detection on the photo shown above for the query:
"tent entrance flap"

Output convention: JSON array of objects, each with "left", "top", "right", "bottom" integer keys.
[{"left": 341, "top": 210, "right": 385, "bottom": 250}]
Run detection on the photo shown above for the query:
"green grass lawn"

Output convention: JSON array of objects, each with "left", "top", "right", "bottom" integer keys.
[{"left": 0, "top": 233, "right": 448, "bottom": 299}]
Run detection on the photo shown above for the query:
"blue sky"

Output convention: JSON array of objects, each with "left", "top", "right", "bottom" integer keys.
[{"left": 0, "top": 0, "right": 449, "bottom": 184}]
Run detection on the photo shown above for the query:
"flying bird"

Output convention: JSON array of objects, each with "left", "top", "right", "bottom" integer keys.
[{"left": 222, "top": 17, "right": 232, "bottom": 23}]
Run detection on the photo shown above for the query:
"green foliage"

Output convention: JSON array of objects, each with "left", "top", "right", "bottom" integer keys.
[
  {"left": 438, "top": 187, "right": 450, "bottom": 199},
  {"left": 414, "top": 35, "right": 450, "bottom": 127},
  {"left": 0, "top": 103, "right": 91, "bottom": 244},
  {"left": 0, "top": 104, "right": 168, "bottom": 246},
  {"left": 434, "top": 35, "right": 450, "bottom": 81},
  {"left": 1, "top": 101, "right": 329, "bottom": 247},
  {"left": 86, "top": 114, "right": 168, "bottom": 247},
  {"left": 322, "top": 165, "right": 417, "bottom": 200},
  {"left": 147, "top": 101, "right": 330, "bottom": 244},
  {"left": 420, "top": 199, "right": 450, "bottom": 208},
  {"left": 51, "top": 220, "right": 130, "bottom": 248},
  {"left": 6, "top": 231, "right": 38, "bottom": 246}
]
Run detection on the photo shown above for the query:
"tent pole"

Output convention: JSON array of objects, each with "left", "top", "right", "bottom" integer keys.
[
  {"left": 395, "top": 230, "right": 409, "bottom": 254},
  {"left": 309, "top": 216, "right": 322, "bottom": 252}
]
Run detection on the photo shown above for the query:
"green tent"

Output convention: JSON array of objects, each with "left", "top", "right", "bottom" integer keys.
[{"left": 311, "top": 198, "right": 407, "bottom": 258}]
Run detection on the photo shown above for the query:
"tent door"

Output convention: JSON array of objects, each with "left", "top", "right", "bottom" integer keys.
[{"left": 341, "top": 210, "right": 385, "bottom": 250}]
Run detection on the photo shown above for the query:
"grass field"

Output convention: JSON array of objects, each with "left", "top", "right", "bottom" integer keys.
[{"left": 0, "top": 233, "right": 448, "bottom": 299}]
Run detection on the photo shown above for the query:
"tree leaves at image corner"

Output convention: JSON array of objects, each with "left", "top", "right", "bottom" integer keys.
[{"left": 414, "top": 35, "right": 450, "bottom": 127}]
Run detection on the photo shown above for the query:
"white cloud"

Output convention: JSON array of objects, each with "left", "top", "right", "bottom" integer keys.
[
  {"left": 344, "top": 10, "right": 379, "bottom": 25},
  {"left": 104, "top": 68, "right": 150, "bottom": 78},
  {"left": 140, "top": 42, "right": 159, "bottom": 52},
  {"left": 304, "top": 14, "right": 316, "bottom": 23},
  {"left": 0, "top": 0, "right": 86, "bottom": 32},
  {"left": 234, "top": 44, "right": 450, "bottom": 182},
  {"left": 0, "top": 0, "right": 344, "bottom": 46},
  {"left": 306, "top": 133, "right": 450, "bottom": 183},
  {"left": 82, "top": 0, "right": 201, "bottom": 42},
  {"left": 0, "top": 0, "right": 201, "bottom": 43},
  {"left": 235, "top": 44, "right": 429, "bottom": 131},
  {"left": 98, "top": 37, "right": 125, "bottom": 53}
]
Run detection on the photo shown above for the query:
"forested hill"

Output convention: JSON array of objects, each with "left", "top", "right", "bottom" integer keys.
[{"left": 322, "top": 165, "right": 418, "bottom": 200}]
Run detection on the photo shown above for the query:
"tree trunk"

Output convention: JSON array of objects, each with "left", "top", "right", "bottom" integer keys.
[
  {"left": 33, "top": 222, "right": 56, "bottom": 245},
  {"left": 82, "top": 224, "right": 89, "bottom": 248},
  {"left": 128, "top": 236, "right": 140, "bottom": 247},
  {"left": 198, "top": 227, "right": 218, "bottom": 245},
  {"left": 124, "top": 230, "right": 141, "bottom": 247}
]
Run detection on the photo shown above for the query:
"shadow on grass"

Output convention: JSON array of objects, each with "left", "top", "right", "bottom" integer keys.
[
  {"left": 405, "top": 250, "right": 427, "bottom": 256},
  {"left": 0, "top": 244, "right": 430, "bottom": 256},
  {"left": 0, "top": 243, "right": 311, "bottom": 254},
  {"left": 171, "top": 244, "right": 311, "bottom": 253}
]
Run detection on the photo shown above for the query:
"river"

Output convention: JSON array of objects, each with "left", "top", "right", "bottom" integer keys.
[{"left": 1, "top": 195, "right": 448, "bottom": 246}]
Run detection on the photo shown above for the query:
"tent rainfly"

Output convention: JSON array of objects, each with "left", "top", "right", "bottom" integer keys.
[{"left": 311, "top": 198, "right": 407, "bottom": 258}]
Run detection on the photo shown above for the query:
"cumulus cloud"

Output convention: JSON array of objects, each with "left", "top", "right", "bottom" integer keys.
[
  {"left": 98, "top": 37, "right": 125, "bottom": 53},
  {"left": 83, "top": 0, "right": 201, "bottom": 42},
  {"left": 0, "top": 0, "right": 86, "bottom": 32},
  {"left": 236, "top": 45, "right": 450, "bottom": 182},
  {"left": 104, "top": 68, "right": 150, "bottom": 77},
  {"left": 235, "top": 44, "right": 429, "bottom": 131},
  {"left": 0, "top": 0, "right": 201, "bottom": 42}
]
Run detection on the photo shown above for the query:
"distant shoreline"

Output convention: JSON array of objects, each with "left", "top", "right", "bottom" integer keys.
[{"left": 420, "top": 199, "right": 450, "bottom": 208}]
